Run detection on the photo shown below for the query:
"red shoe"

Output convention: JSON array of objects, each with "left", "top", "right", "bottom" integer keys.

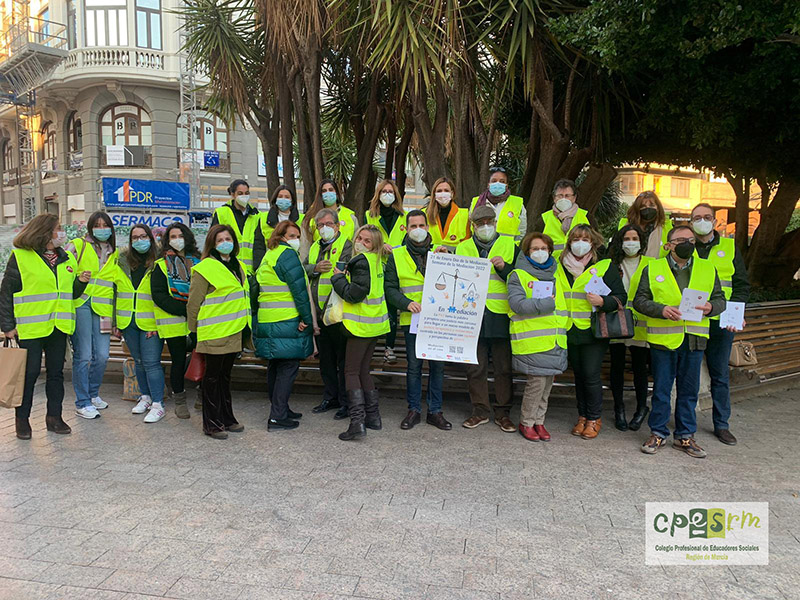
[
  {"left": 534, "top": 424, "right": 550, "bottom": 441},
  {"left": 518, "top": 424, "right": 540, "bottom": 442}
]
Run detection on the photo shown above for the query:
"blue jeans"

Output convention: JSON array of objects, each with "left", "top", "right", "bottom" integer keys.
[
  {"left": 123, "top": 325, "right": 165, "bottom": 405},
  {"left": 71, "top": 303, "right": 111, "bottom": 408},
  {"left": 404, "top": 328, "right": 444, "bottom": 413},
  {"left": 649, "top": 338, "right": 704, "bottom": 439},
  {"left": 706, "top": 320, "right": 734, "bottom": 431}
]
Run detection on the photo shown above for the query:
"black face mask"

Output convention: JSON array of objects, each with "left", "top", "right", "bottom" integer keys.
[
  {"left": 640, "top": 207, "right": 657, "bottom": 222},
  {"left": 674, "top": 241, "right": 695, "bottom": 260}
]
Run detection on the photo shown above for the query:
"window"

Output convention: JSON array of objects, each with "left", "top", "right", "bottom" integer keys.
[
  {"left": 41, "top": 121, "right": 56, "bottom": 177},
  {"left": 85, "top": 0, "right": 128, "bottom": 46},
  {"left": 67, "top": 0, "right": 78, "bottom": 48},
  {"left": 67, "top": 112, "right": 83, "bottom": 170},
  {"left": 3, "top": 141, "right": 13, "bottom": 172},
  {"left": 37, "top": 6, "right": 50, "bottom": 41},
  {"left": 671, "top": 177, "right": 691, "bottom": 198},
  {"left": 177, "top": 112, "right": 229, "bottom": 172},
  {"left": 135, "top": 0, "right": 161, "bottom": 50},
  {"left": 100, "top": 104, "right": 152, "bottom": 167}
]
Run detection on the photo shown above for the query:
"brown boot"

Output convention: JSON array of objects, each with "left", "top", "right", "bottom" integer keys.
[
  {"left": 581, "top": 418, "right": 602, "bottom": 439},
  {"left": 571, "top": 416, "right": 586, "bottom": 436},
  {"left": 15, "top": 418, "right": 31, "bottom": 440},
  {"left": 45, "top": 415, "right": 72, "bottom": 435},
  {"left": 173, "top": 391, "right": 190, "bottom": 419}
]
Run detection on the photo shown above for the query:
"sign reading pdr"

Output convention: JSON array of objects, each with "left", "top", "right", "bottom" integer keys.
[{"left": 102, "top": 178, "right": 191, "bottom": 211}]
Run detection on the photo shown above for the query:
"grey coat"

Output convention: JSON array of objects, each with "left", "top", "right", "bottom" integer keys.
[{"left": 506, "top": 253, "right": 568, "bottom": 376}]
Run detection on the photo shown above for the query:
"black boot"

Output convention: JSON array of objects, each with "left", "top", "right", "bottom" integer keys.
[
  {"left": 364, "top": 389, "right": 382, "bottom": 431},
  {"left": 312, "top": 398, "right": 340, "bottom": 414},
  {"left": 629, "top": 405, "right": 649, "bottom": 431},
  {"left": 614, "top": 402, "right": 628, "bottom": 431},
  {"left": 339, "top": 390, "right": 366, "bottom": 441},
  {"left": 45, "top": 415, "right": 72, "bottom": 435},
  {"left": 333, "top": 405, "right": 349, "bottom": 420},
  {"left": 15, "top": 418, "right": 31, "bottom": 440}
]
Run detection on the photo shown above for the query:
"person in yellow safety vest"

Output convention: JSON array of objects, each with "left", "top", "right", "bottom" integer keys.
[
  {"left": 533, "top": 179, "right": 593, "bottom": 257},
  {"left": 211, "top": 179, "right": 266, "bottom": 274},
  {"left": 260, "top": 185, "right": 303, "bottom": 242},
  {"left": 690, "top": 202, "right": 750, "bottom": 447},
  {"left": 456, "top": 205, "right": 519, "bottom": 433},
  {"left": 302, "top": 207, "right": 353, "bottom": 419},
  {"left": 116, "top": 225, "right": 166, "bottom": 424},
  {"left": 187, "top": 224, "right": 251, "bottom": 440},
  {"left": 302, "top": 178, "right": 359, "bottom": 244},
  {"left": 424, "top": 177, "right": 470, "bottom": 251},
  {"left": 606, "top": 224, "right": 652, "bottom": 433},
  {"left": 506, "top": 232, "right": 568, "bottom": 443},
  {"left": 384, "top": 210, "right": 453, "bottom": 431},
  {"left": 559, "top": 225, "right": 626, "bottom": 441},
  {"left": 67, "top": 211, "right": 121, "bottom": 419},
  {"left": 252, "top": 221, "right": 315, "bottom": 431},
  {"left": 0, "top": 214, "right": 91, "bottom": 439},
  {"left": 633, "top": 225, "right": 726, "bottom": 459},
  {"left": 151, "top": 223, "right": 201, "bottom": 419},
  {"left": 330, "top": 224, "right": 390, "bottom": 442},
  {"left": 365, "top": 178, "right": 406, "bottom": 364},
  {"left": 469, "top": 166, "right": 527, "bottom": 241},
  {"left": 618, "top": 190, "right": 673, "bottom": 258}
]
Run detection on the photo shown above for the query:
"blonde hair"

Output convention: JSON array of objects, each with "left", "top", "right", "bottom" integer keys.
[
  {"left": 425, "top": 177, "right": 457, "bottom": 226},
  {"left": 368, "top": 179, "right": 403, "bottom": 218},
  {"left": 560, "top": 224, "right": 603, "bottom": 266},
  {"left": 353, "top": 224, "right": 385, "bottom": 262}
]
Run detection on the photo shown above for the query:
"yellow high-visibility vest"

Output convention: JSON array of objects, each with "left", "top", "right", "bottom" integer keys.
[
  {"left": 393, "top": 245, "right": 426, "bottom": 327},
  {"left": 699, "top": 237, "right": 736, "bottom": 301},
  {"left": 508, "top": 268, "right": 568, "bottom": 355},
  {"left": 115, "top": 268, "right": 157, "bottom": 332},
  {"left": 455, "top": 236, "right": 516, "bottom": 315},
  {"left": 12, "top": 249, "right": 77, "bottom": 339},
  {"left": 560, "top": 259, "right": 612, "bottom": 330},
  {"left": 214, "top": 202, "right": 260, "bottom": 274},
  {"left": 542, "top": 208, "right": 591, "bottom": 257},
  {"left": 341, "top": 252, "right": 390, "bottom": 338},
  {"left": 366, "top": 211, "right": 407, "bottom": 248},
  {"left": 424, "top": 205, "right": 470, "bottom": 250},
  {"left": 260, "top": 213, "right": 305, "bottom": 242},
  {"left": 256, "top": 245, "right": 307, "bottom": 323},
  {"left": 624, "top": 255, "right": 652, "bottom": 342},
  {"left": 71, "top": 237, "right": 119, "bottom": 317},
  {"left": 308, "top": 206, "right": 357, "bottom": 242},
  {"left": 308, "top": 234, "right": 349, "bottom": 311},
  {"left": 152, "top": 258, "right": 190, "bottom": 338},
  {"left": 469, "top": 195, "right": 525, "bottom": 239},
  {"left": 192, "top": 257, "right": 250, "bottom": 342}
]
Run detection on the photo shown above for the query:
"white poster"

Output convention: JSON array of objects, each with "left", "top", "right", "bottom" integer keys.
[
  {"left": 415, "top": 252, "right": 491, "bottom": 364},
  {"left": 106, "top": 145, "right": 126, "bottom": 166}
]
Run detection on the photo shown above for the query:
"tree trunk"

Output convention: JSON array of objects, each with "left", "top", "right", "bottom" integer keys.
[
  {"left": 344, "top": 77, "right": 385, "bottom": 218},
  {"left": 578, "top": 163, "right": 618, "bottom": 215},
  {"left": 289, "top": 69, "right": 316, "bottom": 199},
  {"left": 303, "top": 48, "right": 325, "bottom": 190},
  {"left": 247, "top": 111, "right": 280, "bottom": 197},
  {"left": 411, "top": 80, "right": 449, "bottom": 190},
  {"left": 726, "top": 171, "right": 751, "bottom": 255},
  {"left": 383, "top": 112, "right": 396, "bottom": 181},
  {"left": 451, "top": 79, "right": 482, "bottom": 208},
  {"left": 394, "top": 104, "right": 414, "bottom": 196}
]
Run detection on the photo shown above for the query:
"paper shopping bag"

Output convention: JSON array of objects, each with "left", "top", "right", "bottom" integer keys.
[{"left": 0, "top": 338, "right": 27, "bottom": 409}]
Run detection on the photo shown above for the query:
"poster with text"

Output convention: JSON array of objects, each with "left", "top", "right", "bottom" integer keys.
[{"left": 415, "top": 252, "right": 491, "bottom": 364}]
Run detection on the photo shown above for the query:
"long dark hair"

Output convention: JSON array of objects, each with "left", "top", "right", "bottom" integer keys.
[
  {"left": 160, "top": 223, "right": 200, "bottom": 259},
  {"left": 266, "top": 185, "right": 299, "bottom": 228},
  {"left": 608, "top": 223, "right": 646, "bottom": 264},
  {"left": 303, "top": 178, "right": 341, "bottom": 236},
  {"left": 127, "top": 224, "right": 157, "bottom": 272},
  {"left": 13, "top": 213, "right": 59, "bottom": 250},
  {"left": 86, "top": 211, "right": 116, "bottom": 250},
  {"left": 202, "top": 224, "right": 239, "bottom": 260},
  {"left": 627, "top": 191, "right": 666, "bottom": 229}
]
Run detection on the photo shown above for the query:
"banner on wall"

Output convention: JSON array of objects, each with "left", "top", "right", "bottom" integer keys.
[
  {"left": 108, "top": 213, "right": 188, "bottom": 229},
  {"left": 102, "top": 178, "right": 191, "bottom": 211}
]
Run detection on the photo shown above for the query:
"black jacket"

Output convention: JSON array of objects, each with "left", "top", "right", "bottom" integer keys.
[
  {"left": 151, "top": 265, "right": 187, "bottom": 317},
  {"left": 0, "top": 248, "right": 88, "bottom": 333},
  {"left": 211, "top": 201, "right": 267, "bottom": 270},
  {"left": 564, "top": 259, "right": 627, "bottom": 345},
  {"left": 694, "top": 231, "right": 750, "bottom": 304},
  {"left": 331, "top": 254, "right": 371, "bottom": 304}
]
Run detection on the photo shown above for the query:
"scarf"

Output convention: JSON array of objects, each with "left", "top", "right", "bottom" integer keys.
[
  {"left": 474, "top": 186, "right": 510, "bottom": 209},
  {"left": 165, "top": 251, "right": 198, "bottom": 301},
  {"left": 526, "top": 254, "right": 554, "bottom": 270},
  {"left": 473, "top": 235, "right": 497, "bottom": 259},
  {"left": 561, "top": 249, "right": 593, "bottom": 279},
  {"left": 645, "top": 224, "right": 664, "bottom": 258},
  {"left": 555, "top": 202, "right": 580, "bottom": 233},
  {"left": 406, "top": 237, "right": 431, "bottom": 275},
  {"left": 619, "top": 255, "right": 641, "bottom": 292}
]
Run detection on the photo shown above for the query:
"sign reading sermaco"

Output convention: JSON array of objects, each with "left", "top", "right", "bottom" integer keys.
[{"left": 102, "top": 177, "right": 191, "bottom": 211}]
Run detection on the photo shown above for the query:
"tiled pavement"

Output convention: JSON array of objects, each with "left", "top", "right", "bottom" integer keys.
[{"left": 0, "top": 381, "right": 798, "bottom": 600}]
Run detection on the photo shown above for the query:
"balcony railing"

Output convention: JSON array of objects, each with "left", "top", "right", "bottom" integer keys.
[{"left": 61, "top": 47, "right": 165, "bottom": 72}]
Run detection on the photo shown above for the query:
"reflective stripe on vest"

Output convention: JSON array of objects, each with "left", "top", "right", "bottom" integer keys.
[
  {"left": 560, "top": 259, "right": 611, "bottom": 330},
  {"left": 366, "top": 211, "right": 407, "bottom": 248},
  {"left": 12, "top": 249, "right": 77, "bottom": 339},
  {"left": 542, "top": 209, "right": 591, "bottom": 256},
  {"left": 115, "top": 268, "right": 157, "bottom": 331},
  {"left": 341, "top": 252, "right": 391, "bottom": 337},
  {"left": 72, "top": 238, "right": 119, "bottom": 317},
  {"left": 469, "top": 195, "right": 524, "bottom": 239},
  {"left": 256, "top": 245, "right": 306, "bottom": 323},
  {"left": 215, "top": 203, "right": 260, "bottom": 274},
  {"left": 425, "top": 205, "right": 470, "bottom": 250},
  {"left": 455, "top": 236, "right": 516, "bottom": 315},
  {"left": 308, "top": 233, "right": 349, "bottom": 310},
  {"left": 508, "top": 269, "right": 568, "bottom": 355},
  {"left": 192, "top": 258, "right": 250, "bottom": 341},
  {"left": 618, "top": 255, "right": 652, "bottom": 342},
  {"left": 394, "top": 245, "right": 426, "bottom": 326},
  {"left": 645, "top": 257, "right": 716, "bottom": 350},
  {"left": 152, "top": 258, "right": 191, "bottom": 338}
]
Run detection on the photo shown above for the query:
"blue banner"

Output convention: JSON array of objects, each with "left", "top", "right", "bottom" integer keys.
[{"left": 102, "top": 178, "right": 191, "bottom": 211}]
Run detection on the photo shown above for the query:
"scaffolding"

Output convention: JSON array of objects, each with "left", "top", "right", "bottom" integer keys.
[{"left": 178, "top": 24, "right": 200, "bottom": 209}]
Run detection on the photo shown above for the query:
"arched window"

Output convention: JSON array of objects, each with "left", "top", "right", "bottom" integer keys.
[
  {"left": 67, "top": 112, "right": 83, "bottom": 170},
  {"left": 40, "top": 121, "right": 57, "bottom": 178},
  {"left": 177, "top": 111, "right": 229, "bottom": 172},
  {"left": 100, "top": 104, "right": 152, "bottom": 167},
  {"left": 3, "top": 141, "right": 13, "bottom": 173}
]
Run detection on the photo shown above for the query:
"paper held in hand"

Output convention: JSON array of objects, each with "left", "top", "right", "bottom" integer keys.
[
  {"left": 719, "top": 301, "right": 745, "bottom": 330},
  {"left": 583, "top": 276, "right": 611, "bottom": 312},
  {"left": 678, "top": 288, "right": 710, "bottom": 323},
  {"left": 409, "top": 311, "right": 420, "bottom": 334},
  {"left": 531, "top": 281, "right": 553, "bottom": 299}
]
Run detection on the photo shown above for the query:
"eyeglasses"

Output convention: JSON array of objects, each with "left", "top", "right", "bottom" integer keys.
[
  {"left": 316, "top": 221, "right": 335, "bottom": 229},
  {"left": 489, "top": 166, "right": 507, "bottom": 174},
  {"left": 554, "top": 193, "right": 575, "bottom": 200},
  {"left": 691, "top": 215, "right": 714, "bottom": 222}
]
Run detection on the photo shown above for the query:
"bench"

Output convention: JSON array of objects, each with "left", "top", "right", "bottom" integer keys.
[{"left": 733, "top": 300, "right": 800, "bottom": 382}]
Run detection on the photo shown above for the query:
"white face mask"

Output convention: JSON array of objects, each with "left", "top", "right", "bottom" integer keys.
[
  {"left": 475, "top": 224, "right": 496, "bottom": 242},
  {"left": 692, "top": 219, "right": 714, "bottom": 236},
  {"left": 622, "top": 240, "right": 640, "bottom": 257},
  {"left": 53, "top": 231, "right": 67, "bottom": 247},
  {"left": 555, "top": 197, "right": 573, "bottom": 213},
  {"left": 286, "top": 238, "right": 300, "bottom": 252},
  {"left": 408, "top": 227, "right": 428, "bottom": 243},
  {"left": 379, "top": 192, "right": 395, "bottom": 206},
  {"left": 169, "top": 237, "right": 185, "bottom": 252},
  {"left": 570, "top": 240, "right": 592, "bottom": 257},
  {"left": 319, "top": 225, "right": 336, "bottom": 242},
  {"left": 235, "top": 194, "right": 250, "bottom": 207},
  {"left": 354, "top": 241, "right": 369, "bottom": 254},
  {"left": 435, "top": 192, "right": 451, "bottom": 206},
  {"left": 529, "top": 249, "right": 549, "bottom": 264}
]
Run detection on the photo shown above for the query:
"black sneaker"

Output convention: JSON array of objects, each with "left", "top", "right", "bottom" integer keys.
[
  {"left": 268, "top": 419, "right": 299, "bottom": 431},
  {"left": 641, "top": 434, "right": 666, "bottom": 454},
  {"left": 673, "top": 437, "right": 707, "bottom": 458}
]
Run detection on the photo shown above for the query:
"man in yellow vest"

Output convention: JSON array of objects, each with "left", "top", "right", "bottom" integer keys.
[
  {"left": 456, "top": 205, "right": 519, "bottom": 433},
  {"left": 532, "top": 179, "right": 594, "bottom": 256},
  {"left": 212, "top": 179, "right": 266, "bottom": 273},
  {"left": 633, "top": 225, "right": 726, "bottom": 459},
  {"left": 384, "top": 210, "right": 452, "bottom": 431},
  {"left": 691, "top": 203, "right": 750, "bottom": 446}
]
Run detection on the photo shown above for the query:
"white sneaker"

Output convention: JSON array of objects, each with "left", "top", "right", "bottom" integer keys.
[
  {"left": 75, "top": 405, "right": 101, "bottom": 419},
  {"left": 143, "top": 402, "right": 165, "bottom": 423},
  {"left": 91, "top": 396, "right": 109, "bottom": 410},
  {"left": 131, "top": 395, "right": 153, "bottom": 414}
]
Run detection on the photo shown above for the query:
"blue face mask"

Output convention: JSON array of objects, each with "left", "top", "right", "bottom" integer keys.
[
  {"left": 132, "top": 239, "right": 151, "bottom": 253},
  {"left": 322, "top": 191, "right": 337, "bottom": 206},
  {"left": 93, "top": 228, "right": 112, "bottom": 242},
  {"left": 275, "top": 197, "right": 292, "bottom": 211},
  {"left": 216, "top": 241, "right": 234, "bottom": 255},
  {"left": 488, "top": 182, "right": 507, "bottom": 197}
]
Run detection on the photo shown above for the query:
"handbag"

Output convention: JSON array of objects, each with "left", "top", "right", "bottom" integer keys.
[
  {"left": 322, "top": 290, "right": 344, "bottom": 327},
  {"left": 729, "top": 340, "right": 758, "bottom": 367},
  {"left": 0, "top": 337, "right": 27, "bottom": 409},
  {"left": 185, "top": 350, "right": 206, "bottom": 382},
  {"left": 591, "top": 297, "right": 635, "bottom": 340},
  {"left": 121, "top": 358, "right": 141, "bottom": 401}
]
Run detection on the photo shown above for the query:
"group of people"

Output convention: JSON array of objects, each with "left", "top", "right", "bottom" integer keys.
[{"left": 0, "top": 170, "right": 748, "bottom": 458}]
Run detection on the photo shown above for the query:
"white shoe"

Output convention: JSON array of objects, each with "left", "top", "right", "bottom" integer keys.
[
  {"left": 91, "top": 396, "right": 109, "bottom": 410},
  {"left": 131, "top": 395, "right": 153, "bottom": 415},
  {"left": 75, "top": 405, "right": 101, "bottom": 419},
  {"left": 143, "top": 402, "right": 165, "bottom": 423},
  {"left": 384, "top": 347, "right": 397, "bottom": 364}
]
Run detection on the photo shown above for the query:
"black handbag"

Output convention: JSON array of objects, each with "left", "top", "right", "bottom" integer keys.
[{"left": 591, "top": 297, "right": 635, "bottom": 340}]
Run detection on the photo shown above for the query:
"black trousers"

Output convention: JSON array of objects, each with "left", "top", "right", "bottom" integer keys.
[
  {"left": 165, "top": 335, "right": 189, "bottom": 394},
  {"left": 318, "top": 323, "right": 346, "bottom": 404},
  {"left": 385, "top": 310, "right": 397, "bottom": 349},
  {"left": 17, "top": 330, "right": 68, "bottom": 420},
  {"left": 267, "top": 358, "right": 300, "bottom": 420},
  {"left": 609, "top": 343, "right": 649, "bottom": 410},
  {"left": 568, "top": 339, "right": 608, "bottom": 420},
  {"left": 344, "top": 336, "right": 378, "bottom": 392},
  {"left": 201, "top": 352, "right": 238, "bottom": 434}
]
